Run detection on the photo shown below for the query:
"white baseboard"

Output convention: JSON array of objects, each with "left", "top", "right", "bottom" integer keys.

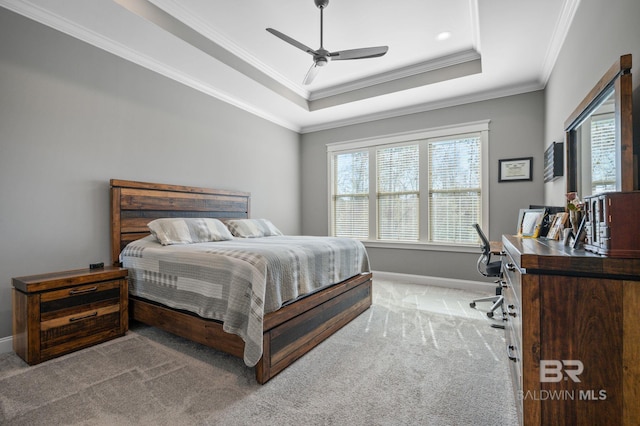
[
  {"left": 372, "top": 270, "right": 496, "bottom": 293},
  {"left": 0, "top": 335, "right": 13, "bottom": 354}
]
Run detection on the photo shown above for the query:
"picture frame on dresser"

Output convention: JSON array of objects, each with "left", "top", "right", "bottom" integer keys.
[
  {"left": 545, "top": 212, "right": 568, "bottom": 241},
  {"left": 516, "top": 208, "right": 545, "bottom": 237},
  {"left": 544, "top": 214, "right": 559, "bottom": 240}
]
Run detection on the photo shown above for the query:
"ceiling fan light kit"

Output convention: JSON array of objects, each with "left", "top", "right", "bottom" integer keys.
[{"left": 267, "top": 0, "right": 388, "bottom": 84}]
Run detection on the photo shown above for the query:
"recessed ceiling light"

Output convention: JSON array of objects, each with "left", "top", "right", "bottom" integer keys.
[{"left": 436, "top": 31, "right": 451, "bottom": 41}]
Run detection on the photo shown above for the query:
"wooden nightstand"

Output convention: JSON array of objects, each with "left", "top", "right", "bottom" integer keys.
[{"left": 12, "top": 266, "right": 128, "bottom": 364}]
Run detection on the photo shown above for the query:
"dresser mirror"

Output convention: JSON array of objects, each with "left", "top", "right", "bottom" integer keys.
[{"left": 564, "top": 54, "right": 634, "bottom": 197}]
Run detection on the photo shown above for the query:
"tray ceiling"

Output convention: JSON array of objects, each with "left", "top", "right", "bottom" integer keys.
[{"left": 1, "top": 0, "right": 579, "bottom": 132}]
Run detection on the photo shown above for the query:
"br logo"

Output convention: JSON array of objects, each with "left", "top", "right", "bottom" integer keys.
[{"left": 540, "top": 360, "right": 584, "bottom": 383}]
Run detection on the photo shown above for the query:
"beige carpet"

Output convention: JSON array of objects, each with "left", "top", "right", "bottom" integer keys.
[{"left": 0, "top": 280, "right": 518, "bottom": 425}]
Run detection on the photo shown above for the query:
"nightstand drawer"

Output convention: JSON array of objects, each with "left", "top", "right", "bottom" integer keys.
[
  {"left": 41, "top": 304, "right": 121, "bottom": 348},
  {"left": 40, "top": 280, "right": 121, "bottom": 320}
]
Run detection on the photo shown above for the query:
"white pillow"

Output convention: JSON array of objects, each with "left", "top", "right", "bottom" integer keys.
[
  {"left": 225, "top": 219, "right": 283, "bottom": 238},
  {"left": 148, "top": 218, "right": 234, "bottom": 245}
]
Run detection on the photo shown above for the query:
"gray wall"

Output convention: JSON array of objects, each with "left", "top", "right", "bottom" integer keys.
[
  {"left": 301, "top": 91, "right": 545, "bottom": 281},
  {"left": 0, "top": 9, "right": 301, "bottom": 339},
  {"left": 544, "top": 0, "right": 640, "bottom": 206}
]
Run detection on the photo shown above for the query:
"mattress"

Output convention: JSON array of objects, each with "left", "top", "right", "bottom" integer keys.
[{"left": 120, "top": 235, "right": 370, "bottom": 366}]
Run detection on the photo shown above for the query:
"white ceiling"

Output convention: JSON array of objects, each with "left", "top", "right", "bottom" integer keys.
[{"left": 1, "top": 0, "right": 580, "bottom": 133}]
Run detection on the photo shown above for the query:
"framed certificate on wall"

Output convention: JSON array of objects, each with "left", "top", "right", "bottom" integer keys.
[{"left": 499, "top": 157, "right": 533, "bottom": 182}]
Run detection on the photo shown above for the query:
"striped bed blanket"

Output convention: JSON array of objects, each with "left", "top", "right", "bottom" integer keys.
[{"left": 120, "top": 235, "right": 370, "bottom": 366}]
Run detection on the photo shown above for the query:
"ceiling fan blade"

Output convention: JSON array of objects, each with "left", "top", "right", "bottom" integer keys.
[
  {"left": 266, "top": 28, "right": 317, "bottom": 55},
  {"left": 303, "top": 63, "right": 321, "bottom": 85},
  {"left": 329, "top": 46, "right": 389, "bottom": 60}
]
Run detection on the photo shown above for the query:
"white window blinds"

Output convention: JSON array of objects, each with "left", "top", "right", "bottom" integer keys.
[
  {"left": 377, "top": 145, "right": 419, "bottom": 240},
  {"left": 333, "top": 151, "right": 369, "bottom": 239},
  {"left": 428, "top": 136, "right": 481, "bottom": 244},
  {"left": 328, "top": 121, "right": 488, "bottom": 247},
  {"left": 590, "top": 116, "right": 616, "bottom": 193}
]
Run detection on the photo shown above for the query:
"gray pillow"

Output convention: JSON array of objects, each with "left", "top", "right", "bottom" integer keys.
[
  {"left": 225, "top": 219, "right": 283, "bottom": 238},
  {"left": 148, "top": 218, "right": 234, "bottom": 245}
]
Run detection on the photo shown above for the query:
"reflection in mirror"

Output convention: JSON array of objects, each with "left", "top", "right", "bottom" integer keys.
[
  {"left": 574, "top": 88, "right": 617, "bottom": 195},
  {"left": 565, "top": 54, "right": 634, "bottom": 198}
]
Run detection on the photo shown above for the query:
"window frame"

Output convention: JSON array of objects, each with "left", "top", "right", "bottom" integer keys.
[{"left": 327, "top": 120, "right": 490, "bottom": 253}]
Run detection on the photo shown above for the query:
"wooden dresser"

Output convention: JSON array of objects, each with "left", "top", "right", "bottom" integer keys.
[
  {"left": 12, "top": 266, "right": 128, "bottom": 364},
  {"left": 501, "top": 235, "right": 640, "bottom": 425}
]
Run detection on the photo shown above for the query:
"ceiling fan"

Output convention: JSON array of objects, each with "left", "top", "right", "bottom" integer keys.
[{"left": 266, "top": 0, "right": 389, "bottom": 85}]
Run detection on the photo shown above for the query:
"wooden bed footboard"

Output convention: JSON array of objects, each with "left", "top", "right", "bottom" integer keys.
[
  {"left": 110, "top": 179, "right": 372, "bottom": 383},
  {"left": 258, "top": 272, "right": 372, "bottom": 383},
  {"left": 131, "top": 272, "right": 372, "bottom": 384}
]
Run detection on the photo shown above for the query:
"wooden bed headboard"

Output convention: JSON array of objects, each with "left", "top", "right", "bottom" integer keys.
[{"left": 110, "top": 179, "right": 250, "bottom": 265}]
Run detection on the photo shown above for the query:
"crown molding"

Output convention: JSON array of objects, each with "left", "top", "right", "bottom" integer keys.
[
  {"left": 469, "top": 0, "right": 481, "bottom": 53},
  {"left": 309, "top": 49, "right": 481, "bottom": 101},
  {"left": 301, "top": 81, "right": 545, "bottom": 133},
  {"left": 540, "top": 0, "right": 581, "bottom": 86},
  {"left": 149, "top": 0, "right": 310, "bottom": 99},
  {"left": 0, "top": 0, "right": 300, "bottom": 131}
]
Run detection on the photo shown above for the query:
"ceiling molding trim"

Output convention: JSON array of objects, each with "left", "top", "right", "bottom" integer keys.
[
  {"left": 116, "top": 0, "right": 309, "bottom": 110},
  {"left": 309, "top": 59, "right": 482, "bottom": 111},
  {"left": 469, "top": 0, "right": 481, "bottom": 53},
  {"left": 326, "top": 120, "right": 491, "bottom": 152},
  {"left": 301, "top": 81, "right": 544, "bottom": 134},
  {"left": 309, "top": 49, "right": 481, "bottom": 101},
  {"left": 149, "top": 0, "right": 310, "bottom": 99},
  {"left": 157, "top": 0, "right": 483, "bottom": 107},
  {"left": 0, "top": 0, "right": 300, "bottom": 132},
  {"left": 540, "top": 0, "right": 581, "bottom": 86}
]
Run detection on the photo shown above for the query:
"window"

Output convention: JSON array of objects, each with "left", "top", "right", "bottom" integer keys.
[
  {"left": 328, "top": 121, "right": 489, "bottom": 247},
  {"left": 590, "top": 115, "right": 616, "bottom": 193},
  {"left": 332, "top": 151, "right": 369, "bottom": 239},
  {"left": 428, "top": 136, "right": 481, "bottom": 244},
  {"left": 377, "top": 145, "right": 419, "bottom": 240}
]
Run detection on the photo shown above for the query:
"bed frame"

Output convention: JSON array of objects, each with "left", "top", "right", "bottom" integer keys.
[{"left": 110, "top": 179, "right": 372, "bottom": 384}]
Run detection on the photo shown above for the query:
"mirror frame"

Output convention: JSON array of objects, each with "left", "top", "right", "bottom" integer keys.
[{"left": 564, "top": 54, "right": 634, "bottom": 195}]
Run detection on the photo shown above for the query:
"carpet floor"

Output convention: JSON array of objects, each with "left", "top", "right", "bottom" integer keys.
[{"left": 0, "top": 279, "right": 518, "bottom": 425}]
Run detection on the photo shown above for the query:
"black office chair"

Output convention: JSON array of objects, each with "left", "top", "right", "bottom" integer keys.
[{"left": 469, "top": 223, "right": 504, "bottom": 319}]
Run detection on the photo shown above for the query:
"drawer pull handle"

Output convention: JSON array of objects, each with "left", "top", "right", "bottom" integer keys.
[
  {"left": 507, "top": 345, "right": 518, "bottom": 362},
  {"left": 69, "top": 312, "right": 98, "bottom": 322},
  {"left": 69, "top": 286, "right": 98, "bottom": 295},
  {"left": 507, "top": 305, "right": 517, "bottom": 317},
  {"left": 506, "top": 263, "right": 516, "bottom": 272}
]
